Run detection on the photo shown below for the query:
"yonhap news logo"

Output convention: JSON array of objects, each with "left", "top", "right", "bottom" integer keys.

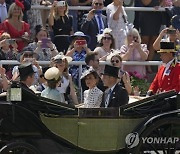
[{"left": 125, "top": 132, "right": 180, "bottom": 149}]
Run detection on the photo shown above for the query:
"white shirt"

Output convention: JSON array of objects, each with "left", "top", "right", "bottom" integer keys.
[
  {"left": 163, "top": 58, "right": 175, "bottom": 77},
  {"left": 0, "top": 3, "right": 7, "bottom": 23},
  {"left": 105, "top": 84, "right": 116, "bottom": 108}
]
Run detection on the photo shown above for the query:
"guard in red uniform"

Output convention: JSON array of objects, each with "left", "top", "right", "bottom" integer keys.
[{"left": 147, "top": 42, "right": 180, "bottom": 96}]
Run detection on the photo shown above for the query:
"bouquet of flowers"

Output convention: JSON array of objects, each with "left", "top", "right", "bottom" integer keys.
[{"left": 128, "top": 71, "right": 150, "bottom": 96}]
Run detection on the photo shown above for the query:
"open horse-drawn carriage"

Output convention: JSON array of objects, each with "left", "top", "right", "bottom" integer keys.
[{"left": 0, "top": 86, "right": 179, "bottom": 154}]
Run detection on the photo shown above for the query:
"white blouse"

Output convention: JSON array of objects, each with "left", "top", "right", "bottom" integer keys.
[{"left": 83, "top": 86, "right": 103, "bottom": 108}]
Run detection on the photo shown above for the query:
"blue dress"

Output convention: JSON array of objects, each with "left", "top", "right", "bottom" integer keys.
[
  {"left": 69, "top": 50, "right": 87, "bottom": 86},
  {"left": 41, "top": 87, "right": 65, "bottom": 103}
]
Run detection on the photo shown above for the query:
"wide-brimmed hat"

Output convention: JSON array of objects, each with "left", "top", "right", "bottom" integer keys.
[
  {"left": 18, "top": 63, "right": 35, "bottom": 79},
  {"left": 69, "top": 31, "right": 90, "bottom": 44},
  {"left": 101, "top": 65, "right": 119, "bottom": 78},
  {"left": 17, "top": 47, "right": 39, "bottom": 61},
  {"left": 44, "top": 67, "right": 61, "bottom": 81},
  {"left": 157, "top": 42, "right": 176, "bottom": 53},
  {"left": 80, "top": 67, "right": 98, "bottom": 80},
  {"left": 51, "top": 52, "right": 72, "bottom": 63}
]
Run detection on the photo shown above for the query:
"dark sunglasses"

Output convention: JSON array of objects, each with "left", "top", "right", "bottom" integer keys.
[
  {"left": 94, "top": 2, "right": 103, "bottom": 6},
  {"left": 102, "top": 37, "right": 112, "bottom": 40},
  {"left": 111, "top": 60, "right": 120, "bottom": 63},
  {"left": 40, "top": 74, "right": 44, "bottom": 78},
  {"left": 55, "top": 59, "right": 63, "bottom": 64},
  {"left": 24, "top": 53, "right": 33, "bottom": 57}
]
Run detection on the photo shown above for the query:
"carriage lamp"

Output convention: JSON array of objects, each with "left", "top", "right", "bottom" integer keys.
[{"left": 7, "top": 81, "right": 22, "bottom": 102}]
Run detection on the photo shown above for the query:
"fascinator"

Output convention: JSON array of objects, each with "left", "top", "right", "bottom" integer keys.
[
  {"left": 125, "top": 23, "right": 134, "bottom": 34},
  {"left": 15, "top": 0, "right": 24, "bottom": 10},
  {"left": 97, "top": 28, "right": 112, "bottom": 43},
  {"left": 51, "top": 52, "right": 72, "bottom": 63}
]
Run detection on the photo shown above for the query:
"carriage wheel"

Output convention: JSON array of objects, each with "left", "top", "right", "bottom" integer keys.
[
  {"left": 0, "top": 142, "right": 40, "bottom": 154},
  {"left": 133, "top": 117, "right": 180, "bottom": 154}
]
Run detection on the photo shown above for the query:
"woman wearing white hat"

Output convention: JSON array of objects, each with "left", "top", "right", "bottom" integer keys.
[{"left": 51, "top": 53, "right": 79, "bottom": 105}]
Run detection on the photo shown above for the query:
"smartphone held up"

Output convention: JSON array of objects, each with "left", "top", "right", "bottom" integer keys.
[
  {"left": 75, "top": 40, "right": 86, "bottom": 46},
  {"left": 5, "top": 39, "right": 16, "bottom": 45},
  {"left": 57, "top": 1, "right": 65, "bottom": 7}
]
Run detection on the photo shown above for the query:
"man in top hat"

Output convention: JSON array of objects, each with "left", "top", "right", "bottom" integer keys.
[
  {"left": 147, "top": 42, "right": 180, "bottom": 96},
  {"left": 17, "top": 63, "right": 39, "bottom": 115},
  {"left": 101, "top": 65, "right": 129, "bottom": 108}
]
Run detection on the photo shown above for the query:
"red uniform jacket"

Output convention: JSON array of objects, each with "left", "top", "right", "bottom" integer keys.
[{"left": 149, "top": 60, "right": 180, "bottom": 94}]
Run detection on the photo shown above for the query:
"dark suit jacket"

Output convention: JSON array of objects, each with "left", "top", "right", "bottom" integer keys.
[
  {"left": 18, "top": 82, "right": 39, "bottom": 116},
  {"left": 101, "top": 83, "right": 129, "bottom": 107},
  {"left": 81, "top": 14, "right": 107, "bottom": 50}
]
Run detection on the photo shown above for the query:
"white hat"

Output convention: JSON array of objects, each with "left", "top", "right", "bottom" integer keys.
[
  {"left": 106, "top": 50, "right": 121, "bottom": 61},
  {"left": 44, "top": 67, "right": 61, "bottom": 81},
  {"left": 52, "top": 52, "right": 72, "bottom": 63}
]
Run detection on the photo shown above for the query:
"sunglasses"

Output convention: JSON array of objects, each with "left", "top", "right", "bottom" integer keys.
[
  {"left": 55, "top": 59, "right": 63, "bottom": 64},
  {"left": 111, "top": 60, "right": 120, "bottom": 63},
  {"left": 24, "top": 53, "right": 33, "bottom": 57},
  {"left": 40, "top": 74, "right": 44, "bottom": 78},
  {"left": 102, "top": 37, "right": 112, "bottom": 40},
  {"left": 94, "top": 2, "right": 103, "bottom": 6}
]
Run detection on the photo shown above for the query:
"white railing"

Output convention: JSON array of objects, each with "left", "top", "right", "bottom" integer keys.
[
  {"left": 1, "top": 60, "right": 161, "bottom": 101},
  {"left": 0, "top": 60, "right": 162, "bottom": 66},
  {"left": 31, "top": 5, "right": 167, "bottom": 12}
]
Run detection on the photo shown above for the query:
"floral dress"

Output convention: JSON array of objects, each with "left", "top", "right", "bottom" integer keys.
[
  {"left": 27, "top": 42, "right": 57, "bottom": 61},
  {"left": 106, "top": 3, "right": 127, "bottom": 49},
  {"left": 83, "top": 86, "right": 103, "bottom": 108},
  {"left": 69, "top": 50, "right": 87, "bottom": 87},
  {"left": 27, "top": 0, "right": 42, "bottom": 36}
]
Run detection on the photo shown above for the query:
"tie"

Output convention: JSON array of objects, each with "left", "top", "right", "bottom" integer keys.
[
  {"left": 105, "top": 89, "right": 112, "bottom": 108},
  {"left": 0, "top": 5, "right": 7, "bottom": 23},
  {"left": 97, "top": 15, "right": 103, "bottom": 34}
]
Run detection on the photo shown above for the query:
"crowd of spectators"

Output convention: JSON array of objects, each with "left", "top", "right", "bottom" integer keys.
[{"left": 0, "top": 0, "right": 179, "bottom": 107}]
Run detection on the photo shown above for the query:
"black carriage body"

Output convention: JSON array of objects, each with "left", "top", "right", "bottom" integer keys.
[{"left": 0, "top": 89, "right": 179, "bottom": 154}]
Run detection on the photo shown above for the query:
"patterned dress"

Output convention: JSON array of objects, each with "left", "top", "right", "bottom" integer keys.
[
  {"left": 69, "top": 50, "right": 87, "bottom": 87},
  {"left": 106, "top": 3, "right": 127, "bottom": 49},
  {"left": 83, "top": 86, "right": 103, "bottom": 108},
  {"left": 27, "top": 0, "right": 42, "bottom": 36}
]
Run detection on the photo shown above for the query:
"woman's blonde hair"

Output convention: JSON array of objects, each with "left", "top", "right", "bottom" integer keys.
[
  {"left": 125, "top": 28, "right": 141, "bottom": 45},
  {"left": 7, "top": 3, "right": 23, "bottom": 21},
  {"left": 54, "top": 1, "right": 69, "bottom": 20},
  {"left": 0, "top": 32, "right": 11, "bottom": 41}
]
